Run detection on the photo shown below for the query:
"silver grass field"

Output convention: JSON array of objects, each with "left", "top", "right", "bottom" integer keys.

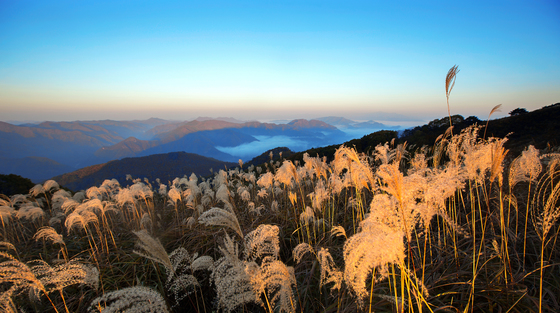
[{"left": 1, "top": 72, "right": 560, "bottom": 313}]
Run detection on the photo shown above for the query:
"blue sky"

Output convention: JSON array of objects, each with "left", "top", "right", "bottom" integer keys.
[{"left": 1, "top": 0, "right": 559, "bottom": 123}]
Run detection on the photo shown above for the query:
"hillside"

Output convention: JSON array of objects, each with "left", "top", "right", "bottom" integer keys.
[
  {"left": 0, "top": 156, "right": 74, "bottom": 183},
  {"left": 52, "top": 152, "right": 237, "bottom": 191},
  {"left": 0, "top": 118, "right": 175, "bottom": 180},
  {"left": 96, "top": 118, "right": 345, "bottom": 161},
  {"left": 287, "top": 103, "right": 560, "bottom": 164},
  {"left": 0, "top": 174, "right": 35, "bottom": 196},
  {"left": 137, "top": 129, "right": 257, "bottom": 162},
  {"left": 0, "top": 117, "right": 342, "bottom": 182}
]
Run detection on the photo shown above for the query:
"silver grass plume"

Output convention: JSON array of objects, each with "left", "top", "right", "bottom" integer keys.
[
  {"left": 198, "top": 206, "right": 243, "bottom": 238},
  {"left": 43, "top": 180, "right": 59, "bottom": 193},
  {"left": 16, "top": 203, "right": 44, "bottom": 222},
  {"left": 132, "top": 230, "right": 213, "bottom": 306},
  {"left": 73, "top": 191, "right": 86, "bottom": 202},
  {"left": 212, "top": 233, "right": 262, "bottom": 312},
  {"left": 244, "top": 224, "right": 280, "bottom": 262},
  {"left": 33, "top": 226, "right": 65, "bottom": 246},
  {"left": 244, "top": 225, "right": 297, "bottom": 312},
  {"left": 445, "top": 65, "right": 459, "bottom": 129},
  {"left": 86, "top": 186, "right": 103, "bottom": 200},
  {"left": 330, "top": 225, "right": 347, "bottom": 239},
  {"left": 65, "top": 208, "right": 99, "bottom": 234},
  {"left": 303, "top": 152, "right": 329, "bottom": 181},
  {"left": 158, "top": 183, "right": 168, "bottom": 196},
  {"left": 257, "top": 188, "right": 269, "bottom": 199},
  {"left": 88, "top": 286, "right": 169, "bottom": 313},
  {"left": 215, "top": 184, "right": 231, "bottom": 204},
  {"left": 309, "top": 180, "right": 329, "bottom": 211},
  {"left": 29, "top": 258, "right": 99, "bottom": 298},
  {"left": 256, "top": 256, "right": 297, "bottom": 313},
  {"left": 275, "top": 160, "right": 299, "bottom": 187},
  {"left": 51, "top": 189, "right": 72, "bottom": 211},
  {"left": 61, "top": 198, "right": 79, "bottom": 214},
  {"left": 257, "top": 172, "right": 274, "bottom": 189},
  {"left": 0, "top": 241, "right": 17, "bottom": 253},
  {"left": 292, "top": 243, "right": 313, "bottom": 264},
  {"left": 29, "top": 184, "right": 44, "bottom": 198},
  {"left": 167, "top": 187, "right": 181, "bottom": 206},
  {"left": 333, "top": 146, "right": 375, "bottom": 191},
  {"left": 1, "top": 251, "right": 98, "bottom": 305},
  {"left": 531, "top": 168, "right": 560, "bottom": 241},
  {"left": 132, "top": 229, "right": 172, "bottom": 272},
  {"left": 0, "top": 198, "right": 11, "bottom": 207},
  {"left": 318, "top": 248, "right": 343, "bottom": 290},
  {"left": 343, "top": 211, "right": 405, "bottom": 304},
  {"left": 0, "top": 206, "right": 15, "bottom": 226},
  {"left": 509, "top": 145, "right": 542, "bottom": 189},
  {"left": 10, "top": 194, "right": 29, "bottom": 207},
  {"left": 167, "top": 247, "right": 213, "bottom": 305},
  {"left": 299, "top": 206, "right": 317, "bottom": 226}
]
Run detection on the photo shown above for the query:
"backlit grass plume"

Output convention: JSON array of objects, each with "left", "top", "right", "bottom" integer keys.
[
  {"left": 1, "top": 70, "right": 560, "bottom": 313},
  {"left": 1, "top": 249, "right": 98, "bottom": 313},
  {"left": 445, "top": 65, "right": 459, "bottom": 130},
  {"left": 88, "top": 286, "right": 169, "bottom": 313},
  {"left": 198, "top": 205, "right": 243, "bottom": 238}
]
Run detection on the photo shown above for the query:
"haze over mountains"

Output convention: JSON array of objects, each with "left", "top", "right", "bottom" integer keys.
[{"left": 0, "top": 116, "right": 398, "bottom": 183}]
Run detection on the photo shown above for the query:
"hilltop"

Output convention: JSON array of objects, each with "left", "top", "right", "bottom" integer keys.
[
  {"left": 287, "top": 103, "right": 560, "bottom": 163},
  {"left": 52, "top": 152, "right": 237, "bottom": 191}
]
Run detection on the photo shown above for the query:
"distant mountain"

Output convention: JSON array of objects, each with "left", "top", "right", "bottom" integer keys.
[
  {"left": 287, "top": 119, "right": 337, "bottom": 129},
  {"left": 52, "top": 152, "right": 237, "bottom": 191},
  {"left": 287, "top": 103, "right": 560, "bottom": 164},
  {"left": 0, "top": 121, "right": 115, "bottom": 169},
  {"left": 314, "top": 116, "right": 392, "bottom": 130},
  {"left": 245, "top": 147, "right": 295, "bottom": 167},
  {"left": 367, "top": 112, "right": 423, "bottom": 122},
  {"left": 0, "top": 117, "right": 346, "bottom": 183},
  {"left": 0, "top": 156, "right": 74, "bottom": 183},
  {"left": 349, "top": 120, "right": 387, "bottom": 129},
  {"left": 154, "top": 120, "right": 241, "bottom": 142},
  {"left": 0, "top": 119, "right": 175, "bottom": 180},
  {"left": 152, "top": 118, "right": 341, "bottom": 142},
  {"left": 194, "top": 116, "right": 247, "bottom": 123},
  {"left": 99, "top": 119, "right": 344, "bottom": 162},
  {"left": 0, "top": 121, "right": 122, "bottom": 146},
  {"left": 145, "top": 117, "right": 246, "bottom": 139},
  {"left": 137, "top": 129, "right": 257, "bottom": 162},
  {"left": 95, "top": 137, "right": 160, "bottom": 160},
  {"left": 77, "top": 118, "right": 172, "bottom": 140},
  {"left": 315, "top": 116, "right": 356, "bottom": 126},
  {"left": 144, "top": 121, "right": 187, "bottom": 138}
]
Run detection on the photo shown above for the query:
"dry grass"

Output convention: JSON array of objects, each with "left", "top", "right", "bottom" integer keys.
[
  {"left": 1, "top": 68, "right": 559, "bottom": 311},
  {"left": 1, "top": 127, "right": 558, "bottom": 312}
]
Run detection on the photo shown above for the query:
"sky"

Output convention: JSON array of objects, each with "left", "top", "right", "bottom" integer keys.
[{"left": 1, "top": 0, "right": 559, "bottom": 124}]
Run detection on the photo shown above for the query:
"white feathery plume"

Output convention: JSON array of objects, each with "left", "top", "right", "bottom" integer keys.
[
  {"left": 29, "top": 184, "right": 44, "bottom": 197},
  {"left": 292, "top": 243, "right": 313, "bottom": 264},
  {"left": 198, "top": 207, "right": 243, "bottom": 238},
  {"left": 33, "top": 227, "right": 65, "bottom": 246},
  {"left": 88, "top": 286, "right": 169, "bottom": 313},
  {"left": 16, "top": 203, "right": 44, "bottom": 222},
  {"left": 244, "top": 224, "right": 280, "bottom": 262},
  {"left": 318, "top": 248, "right": 343, "bottom": 290}
]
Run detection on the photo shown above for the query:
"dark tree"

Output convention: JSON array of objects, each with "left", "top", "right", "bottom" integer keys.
[
  {"left": 0, "top": 174, "right": 35, "bottom": 196},
  {"left": 509, "top": 108, "right": 528, "bottom": 116}
]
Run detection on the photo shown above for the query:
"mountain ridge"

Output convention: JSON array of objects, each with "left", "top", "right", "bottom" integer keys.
[{"left": 52, "top": 152, "right": 237, "bottom": 191}]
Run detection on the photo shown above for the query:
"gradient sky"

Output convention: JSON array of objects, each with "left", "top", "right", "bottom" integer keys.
[{"left": 1, "top": 0, "right": 559, "bottom": 123}]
